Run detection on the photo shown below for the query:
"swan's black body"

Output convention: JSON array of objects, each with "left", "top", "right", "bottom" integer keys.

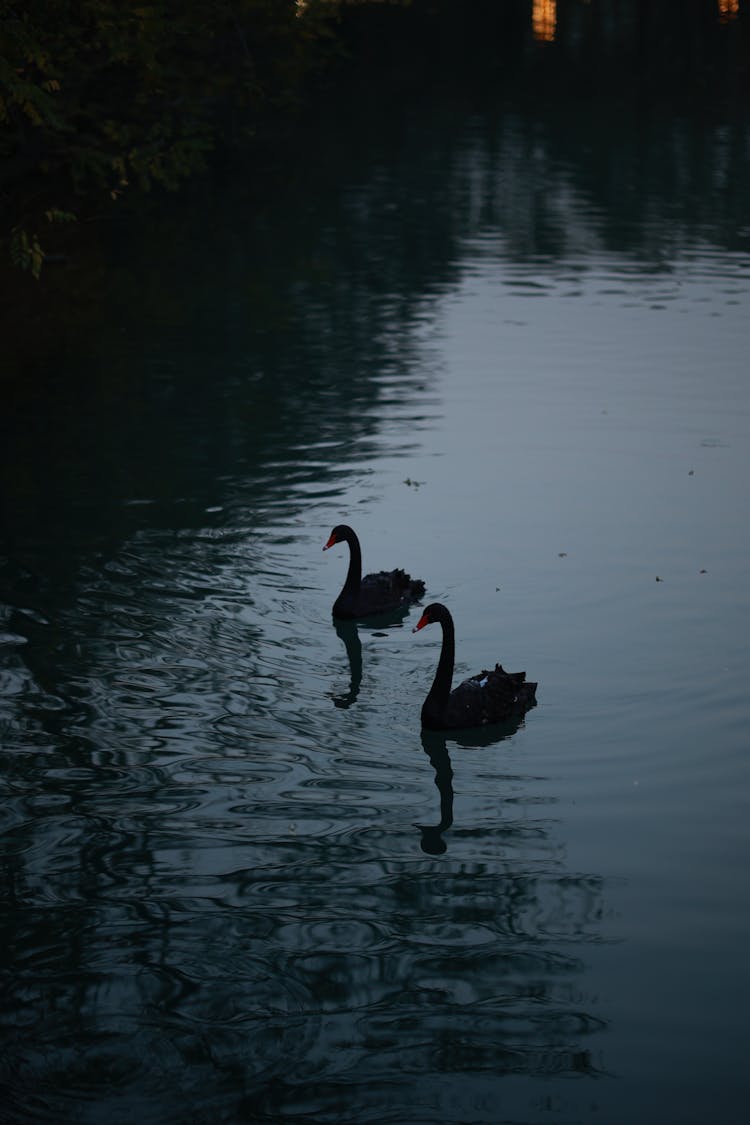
[
  {"left": 323, "top": 524, "right": 425, "bottom": 620},
  {"left": 414, "top": 603, "right": 537, "bottom": 731}
]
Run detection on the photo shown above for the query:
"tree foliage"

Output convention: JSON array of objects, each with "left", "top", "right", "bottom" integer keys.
[{"left": 0, "top": 0, "right": 339, "bottom": 274}]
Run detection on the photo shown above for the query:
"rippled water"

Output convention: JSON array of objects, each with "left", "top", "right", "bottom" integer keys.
[{"left": 2, "top": 86, "right": 750, "bottom": 1124}]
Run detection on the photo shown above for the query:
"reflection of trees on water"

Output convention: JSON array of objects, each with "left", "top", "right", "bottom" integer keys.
[
  {"left": 1, "top": 595, "right": 610, "bottom": 1116},
  {"left": 2, "top": 639, "right": 609, "bottom": 1115},
  {"left": 3, "top": 41, "right": 748, "bottom": 578},
  {"left": 0, "top": 725, "right": 610, "bottom": 1115},
  {"left": 7, "top": 36, "right": 740, "bottom": 1115}
]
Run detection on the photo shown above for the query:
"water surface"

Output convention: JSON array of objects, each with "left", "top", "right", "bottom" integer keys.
[{"left": 2, "top": 85, "right": 750, "bottom": 1124}]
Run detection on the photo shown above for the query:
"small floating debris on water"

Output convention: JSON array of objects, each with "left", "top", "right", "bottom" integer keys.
[
  {"left": 403, "top": 478, "right": 425, "bottom": 489},
  {"left": 688, "top": 469, "right": 695, "bottom": 475}
]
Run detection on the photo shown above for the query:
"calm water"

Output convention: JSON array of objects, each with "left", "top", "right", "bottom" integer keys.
[{"left": 2, "top": 85, "right": 750, "bottom": 1124}]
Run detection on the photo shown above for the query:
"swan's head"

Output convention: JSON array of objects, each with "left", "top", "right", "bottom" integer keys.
[
  {"left": 412, "top": 603, "right": 444, "bottom": 632},
  {"left": 323, "top": 525, "right": 348, "bottom": 551}
]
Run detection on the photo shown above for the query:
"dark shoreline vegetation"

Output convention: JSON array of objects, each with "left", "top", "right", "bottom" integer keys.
[{"left": 1, "top": 0, "right": 748, "bottom": 342}]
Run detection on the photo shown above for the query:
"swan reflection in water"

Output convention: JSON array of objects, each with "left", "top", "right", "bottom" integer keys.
[
  {"left": 328, "top": 607, "right": 416, "bottom": 710},
  {"left": 416, "top": 718, "right": 527, "bottom": 855},
  {"left": 330, "top": 620, "right": 363, "bottom": 709}
]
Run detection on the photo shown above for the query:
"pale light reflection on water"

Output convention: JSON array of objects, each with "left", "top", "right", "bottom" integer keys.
[{"left": 2, "top": 94, "right": 750, "bottom": 1124}]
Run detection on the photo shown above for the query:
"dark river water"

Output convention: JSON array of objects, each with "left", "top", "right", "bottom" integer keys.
[{"left": 2, "top": 61, "right": 750, "bottom": 1125}]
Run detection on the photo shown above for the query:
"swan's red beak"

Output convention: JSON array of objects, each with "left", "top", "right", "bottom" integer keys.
[
  {"left": 323, "top": 532, "right": 337, "bottom": 552},
  {"left": 412, "top": 612, "right": 430, "bottom": 633}
]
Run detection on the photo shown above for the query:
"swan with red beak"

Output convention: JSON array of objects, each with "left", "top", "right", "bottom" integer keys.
[
  {"left": 413, "top": 602, "right": 537, "bottom": 731},
  {"left": 323, "top": 524, "right": 425, "bottom": 620}
]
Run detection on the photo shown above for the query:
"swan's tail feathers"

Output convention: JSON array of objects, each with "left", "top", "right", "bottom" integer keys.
[
  {"left": 409, "top": 577, "right": 426, "bottom": 600},
  {"left": 491, "top": 665, "right": 538, "bottom": 708},
  {"left": 390, "top": 568, "right": 425, "bottom": 602}
]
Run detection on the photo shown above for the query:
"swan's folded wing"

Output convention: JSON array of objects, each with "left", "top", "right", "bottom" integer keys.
[
  {"left": 358, "top": 568, "right": 425, "bottom": 613},
  {"left": 446, "top": 666, "right": 536, "bottom": 726}
]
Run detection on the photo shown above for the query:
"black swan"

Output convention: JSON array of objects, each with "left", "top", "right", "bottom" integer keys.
[
  {"left": 323, "top": 524, "right": 425, "bottom": 620},
  {"left": 413, "top": 602, "right": 537, "bottom": 730}
]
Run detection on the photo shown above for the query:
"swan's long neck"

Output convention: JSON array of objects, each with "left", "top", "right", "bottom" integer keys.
[
  {"left": 342, "top": 528, "right": 362, "bottom": 594},
  {"left": 427, "top": 612, "right": 455, "bottom": 708}
]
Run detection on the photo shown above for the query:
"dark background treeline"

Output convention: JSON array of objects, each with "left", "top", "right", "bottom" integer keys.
[{"left": 1, "top": 0, "right": 748, "bottom": 283}]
